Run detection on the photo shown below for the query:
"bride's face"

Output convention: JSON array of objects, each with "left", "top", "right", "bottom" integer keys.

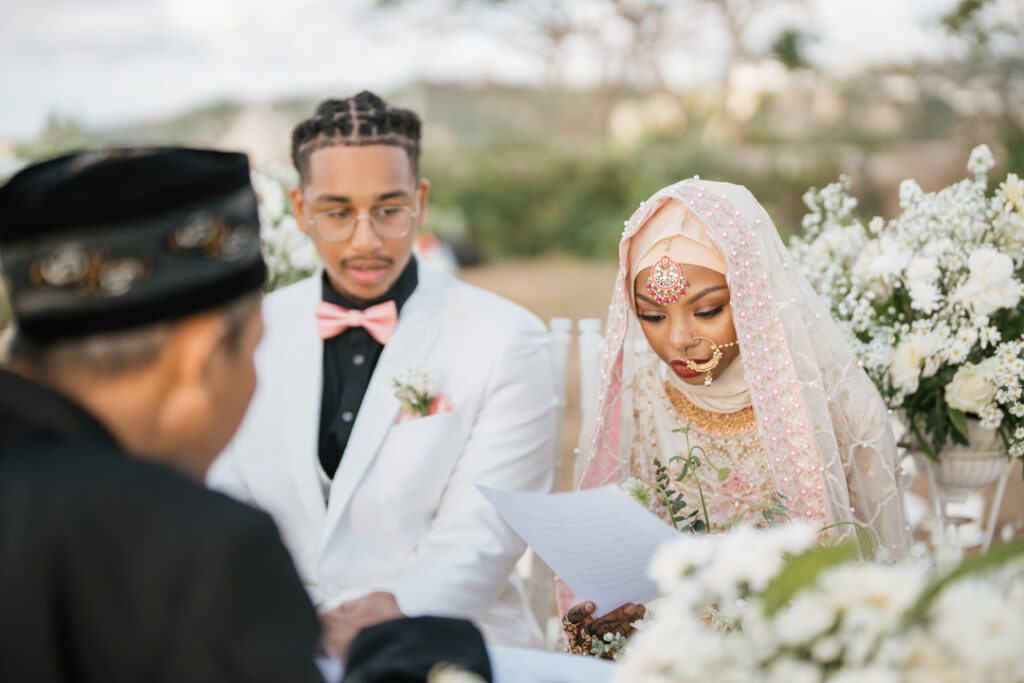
[{"left": 633, "top": 263, "right": 740, "bottom": 386}]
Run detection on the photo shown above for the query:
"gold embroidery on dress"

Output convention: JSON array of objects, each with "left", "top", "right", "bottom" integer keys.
[{"left": 662, "top": 381, "right": 757, "bottom": 436}]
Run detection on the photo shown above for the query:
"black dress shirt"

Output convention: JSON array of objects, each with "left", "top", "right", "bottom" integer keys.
[
  {"left": 0, "top": 368, "right": 324, "bottom": 683},
  {"left": 318, "top": 258, "right": 419, "bottom": 478}
]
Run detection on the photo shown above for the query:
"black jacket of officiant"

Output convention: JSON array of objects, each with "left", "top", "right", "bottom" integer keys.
[{"left": 0, "top": 368, "right": 325, "bottom": 683}]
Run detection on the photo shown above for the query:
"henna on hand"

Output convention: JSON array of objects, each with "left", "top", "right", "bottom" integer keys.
[{"left": 565, "top": 602, "right": 593, "bottom": 624}]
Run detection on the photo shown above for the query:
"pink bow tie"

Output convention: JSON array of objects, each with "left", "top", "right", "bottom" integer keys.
[{"left": 314, "top": 300, "right": 398, "bottom": 345}]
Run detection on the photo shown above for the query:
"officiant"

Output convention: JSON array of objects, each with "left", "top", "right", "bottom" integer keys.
[
  {"left": 0, "top": 147, "right": 327, "bottom": 681},
  {"left": 207, "top": 91, "right": 558, "bottom": 647}
]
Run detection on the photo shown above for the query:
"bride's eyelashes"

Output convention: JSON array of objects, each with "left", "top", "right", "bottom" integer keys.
[
  {"left": 637, "top": 305, "right": 724, "bottom": 322},
  {"left": 695, "top": 305, "right": 724, "bottom": 319}
]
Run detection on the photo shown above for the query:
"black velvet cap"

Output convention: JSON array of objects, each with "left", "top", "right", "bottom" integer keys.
[
  {"left": 0, "top": 147, "right": 266, "bottom": 343},
  {"left": 343, "top": 616, "right": 492, "bottom": 683}
]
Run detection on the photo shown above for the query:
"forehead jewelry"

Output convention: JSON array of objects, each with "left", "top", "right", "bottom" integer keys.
[
  {"left": 646, "top": 239, "right": 688, "bottom": 304},
  {"left": 684, "top": 336, "right": 739, "bottom": 386}
]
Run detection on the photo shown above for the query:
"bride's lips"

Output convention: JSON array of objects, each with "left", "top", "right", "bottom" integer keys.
[
  {"left": 344, "top": 260, "right": 390, "bottom": 286},
  {"left": 670, "top": 359, "right": 707, "bottom": 379}
]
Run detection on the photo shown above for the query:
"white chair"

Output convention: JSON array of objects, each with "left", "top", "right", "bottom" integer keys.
[
  {"left": 515, "top": 317, "right": 572, "bottom": 642},
  {"left": 577, "top": 318, "right": 603, "bottom": 425}
]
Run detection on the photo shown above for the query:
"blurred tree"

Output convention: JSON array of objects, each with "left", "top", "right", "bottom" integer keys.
[
  {"left": 684, "top": 0, "right": 810, "bottom": 75},
  {"left": 378, "top": 0, "right": 581, "bottom": 89},
  {"left": 941, "top": 0, "right": 1024, "bottom": 173},
  {"left": 379, "top": 0, "right": 810, "bottom": 91},
  {"left": 603, "top": 0, "right": 678, "bottom": 89},
  {"left": 771, "top": 28, "right": 811, "bottom": 70},
  {"left": 16, "top": 115, "right": 95, "bottom": 161}
]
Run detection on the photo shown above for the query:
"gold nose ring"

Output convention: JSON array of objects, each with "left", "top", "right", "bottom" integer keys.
[{"left": 683, "top": 336, "right": 739, "bottom": 386}]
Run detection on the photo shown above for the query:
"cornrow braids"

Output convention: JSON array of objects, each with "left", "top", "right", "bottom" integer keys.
[{"left": 291, "top": 91, "right": 422, "bottom": 182}]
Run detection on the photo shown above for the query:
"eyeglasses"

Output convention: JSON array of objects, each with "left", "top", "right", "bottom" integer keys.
[{"left": 304, "top": 200, "right": 419, "bottom": 242}]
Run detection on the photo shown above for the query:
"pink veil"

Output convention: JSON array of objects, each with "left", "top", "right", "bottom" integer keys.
[{"left": 575, "top": 178, "right": 910, "bottom": 552}]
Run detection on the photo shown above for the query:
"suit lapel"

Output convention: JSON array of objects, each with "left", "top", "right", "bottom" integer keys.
[
  {"left": 281, "top": 277, "right": 328, "bottom": 525},
  {"left": 321, "top": 261, "right": 446, "bottom": 539}
]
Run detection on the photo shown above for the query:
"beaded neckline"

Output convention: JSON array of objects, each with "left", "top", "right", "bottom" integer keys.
[{"left": 663, "top": 381, "right": 757, "bottom": 436}]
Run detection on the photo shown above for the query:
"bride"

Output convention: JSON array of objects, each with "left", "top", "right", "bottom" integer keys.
[{"left": 560, "top": 178, "right": 911, "bottom": 654}]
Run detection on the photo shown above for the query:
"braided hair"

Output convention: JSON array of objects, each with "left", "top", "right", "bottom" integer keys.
[{"left": 291, "top": 91, "right": 422, "bottom": 182}]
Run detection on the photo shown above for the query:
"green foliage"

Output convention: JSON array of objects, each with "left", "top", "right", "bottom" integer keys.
[
  {"left": 771, "top": 29, "right": 812, "bottom": 70},
  {"left": 15, "top": 115, "right": 95, "bottom": 161},
  {"left": 589, "top": 630, "right": 629, "bottom": 660},
  {"left": 723, "top": 492, "right": 792, "bottom": 531},
  {"left": 903, "top": 539, "right": 1024, "bottom": 625},
  {"left": 761, "top": 541, "right": 862, "bottom": 616},
  {"left": 425, "top": 133, "right": 839, "bottom": 260},
  {"left": 652, "top": 457, "right": 703, "bottom": 532},
  {"left": 1001, "top": 120, "right": 1024, "bottom": 176}
]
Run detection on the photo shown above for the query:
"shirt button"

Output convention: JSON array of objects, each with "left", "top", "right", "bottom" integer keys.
[
  {"left": 352, "top": 354, "right": 365, "bottom": 366},
  {"left": 341, "top": 411, "right": 354, "bottom": 423}
]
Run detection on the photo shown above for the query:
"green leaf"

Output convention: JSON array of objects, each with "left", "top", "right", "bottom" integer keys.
[
  {"left": 947, "top": 406, "right": 970, "bottom": 442},
  {"left": 903, "top": 540, "right": 1024, "bottom": 625},
  {"left": 718, "top": 467, "right": 731, "bottom": 482},
  {"left": 761, "top": 541, "right": 861, "bottom": 616}
]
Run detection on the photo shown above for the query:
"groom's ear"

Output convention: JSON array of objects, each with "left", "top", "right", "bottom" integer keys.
[
  {"left": 415, "top": 178, "right": 430, "bottom": 228},
  {"left": 290, "top": 186, "right": 310, "bottom": 236}
]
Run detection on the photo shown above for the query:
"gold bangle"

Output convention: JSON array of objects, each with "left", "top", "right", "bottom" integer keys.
[{"left": 562, "top": 616, "right": 593, "bottom": 656}]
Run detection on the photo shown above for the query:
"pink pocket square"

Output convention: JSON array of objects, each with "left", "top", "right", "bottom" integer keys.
[{"left": 396, "top": 393, "right": 453, "bottom": 424}]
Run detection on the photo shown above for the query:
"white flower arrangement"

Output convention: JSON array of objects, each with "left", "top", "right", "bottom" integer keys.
[
  {"left": 791, "top": 145, "right": 1024, "bottom": 461},
  {"left": 614, "top": 526, "right": 1024, "bottom": 682},
  {"left": 250, "top": 163, "right": 319, "bottom": 291}
]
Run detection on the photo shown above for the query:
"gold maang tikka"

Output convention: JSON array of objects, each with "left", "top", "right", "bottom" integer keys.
[
  {"left": 684, "top": 336, "right": 739, "bottom": 386},
  {"left": 645, "top": 238, "right": 688, "bottom": 304}
]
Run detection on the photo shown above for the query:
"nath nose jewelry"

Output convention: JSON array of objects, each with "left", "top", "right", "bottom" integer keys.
[
  {"left": 646, "top": 239, "right": 688, "bottom": 304},
  {"left": 684, "top": 336, "right": 739, "bottom": 386}
]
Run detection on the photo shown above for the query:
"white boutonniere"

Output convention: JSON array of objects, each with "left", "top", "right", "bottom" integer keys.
[{"left": 393, "top": 368, "right": 452, "bottom": 423}]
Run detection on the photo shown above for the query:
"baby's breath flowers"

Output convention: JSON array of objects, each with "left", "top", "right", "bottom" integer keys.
[
  {"left": 791, "top": 145, "right": 1024, "bottom": 462},
  {"left": 614, "top": 525, "right": 1024, "bottom": 682},
  {"left": 251, "top": 163, "right": 319, "bottom": 291}
]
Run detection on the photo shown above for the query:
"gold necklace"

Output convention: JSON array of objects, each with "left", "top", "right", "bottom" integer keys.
[{"left": 662, "top": 381, "right": 757, "bottom": 436}]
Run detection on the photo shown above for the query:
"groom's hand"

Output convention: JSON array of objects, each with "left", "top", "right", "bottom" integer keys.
[{"left": 321, "top": 591, "right": 405, "bottom": 661}]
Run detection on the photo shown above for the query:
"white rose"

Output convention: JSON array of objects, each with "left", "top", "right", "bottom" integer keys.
[
  {"left": 945, "top": 362, "right": 997, "bottom": 414},
  {"left": 906, "top": 255, "right": 939, "bottom": 285},
  {"left": 908, "top": 280, "right": 941, "bottom": 313},
  {"left": 954, "top": 246, "right": 1022, "bottom": 316},
  {"left": 853, "top": 237, "right": 906, "bottom": 299},
  {"left": 889, "top": 333, "right": 938, "bottom": 393}
]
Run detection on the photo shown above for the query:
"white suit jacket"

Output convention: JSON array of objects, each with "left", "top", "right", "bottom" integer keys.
[{"left": 208, "top": 260, "right": 557, "bottom": 648}]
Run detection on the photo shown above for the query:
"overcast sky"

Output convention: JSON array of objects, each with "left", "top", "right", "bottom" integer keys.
[{"left": 0, "top": 0, "right": 958, "bottom": 140}]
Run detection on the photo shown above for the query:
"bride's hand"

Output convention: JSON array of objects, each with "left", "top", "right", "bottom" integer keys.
[{"left": 562, "top": 601, "right": 646, "bottom": 656}]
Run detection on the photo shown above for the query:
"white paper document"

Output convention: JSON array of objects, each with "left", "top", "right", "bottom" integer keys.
[{"left": 478, "top": 485, "right": 679, "bottom": 616}]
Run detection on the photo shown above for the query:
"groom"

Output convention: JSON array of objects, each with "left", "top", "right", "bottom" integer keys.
[{"left": 208, "top": 91, "right": 557, "bottom": 647}]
